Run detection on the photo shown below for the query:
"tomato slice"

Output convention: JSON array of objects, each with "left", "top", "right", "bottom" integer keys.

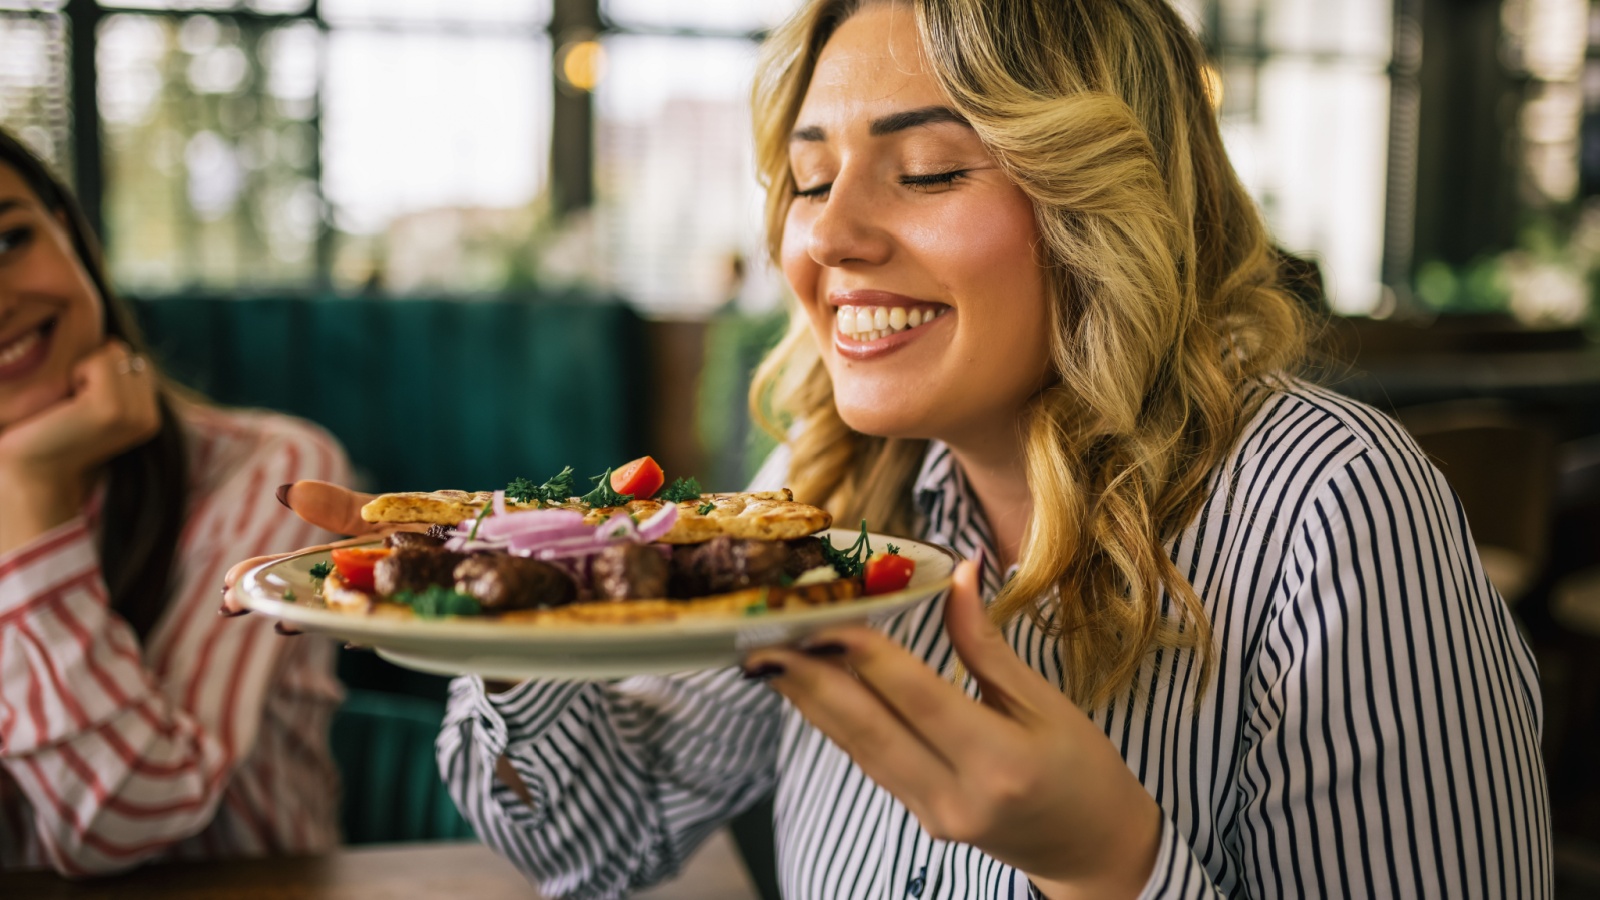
[
  {"left": 610, "top": 455, "right": 666, "bottom": 499},
  {"left": 863, "top": 553, "right": 916, "bottom": 595},
  {"left": 330, "top": 546, "right": 392, "bottom": 593}
]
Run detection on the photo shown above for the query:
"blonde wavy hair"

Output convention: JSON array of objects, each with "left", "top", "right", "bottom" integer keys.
[{"left": 749, "top": 0, "right": 1307, "bottom": 707}]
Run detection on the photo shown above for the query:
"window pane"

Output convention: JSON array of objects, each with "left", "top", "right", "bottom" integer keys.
[
  {"left": 596, "top": 34, "right": 771, "bottom": 315},
  {"left": 322, "top": 29, "right": 550, "bottom": 292},
  {"left": 0, "top": 10, "right": 71, "bottom": 176},
  {"left": 321, "top": 0, "right": 548, "bottom": 27},
  {"left": 603, "top": 0, "right": 800, "bottom": 33},
  {"left": 1221, "top": 58, "right": 1392, "bottom": 314},
  {"left": 99, "top": 13, "right": 322, "bottom": 292}
]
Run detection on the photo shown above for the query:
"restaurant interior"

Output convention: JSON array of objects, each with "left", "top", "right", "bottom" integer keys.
[{"left": 3, "top": 0, "right": 1600, "bottom": 896}]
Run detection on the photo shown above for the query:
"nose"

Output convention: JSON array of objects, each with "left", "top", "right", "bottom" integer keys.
[{"left": 805, "top": 171, "right": 892, "bottom": 269}]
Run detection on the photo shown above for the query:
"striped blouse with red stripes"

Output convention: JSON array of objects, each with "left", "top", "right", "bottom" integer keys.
[{"left": 0, "top": 403, "right": 350, "bottom": 875}]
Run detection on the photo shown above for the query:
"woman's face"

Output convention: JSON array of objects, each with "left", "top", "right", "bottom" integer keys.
[
  {"left": 0, "top": 163, "right": 105, "bottom": 430},
  {"left": 781, "top": 3, "right": 1052, "bottom": 446}
]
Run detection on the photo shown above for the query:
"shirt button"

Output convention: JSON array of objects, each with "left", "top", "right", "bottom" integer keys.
[{"left": 907, "top": 865, "right": 927, "bottom": 897}]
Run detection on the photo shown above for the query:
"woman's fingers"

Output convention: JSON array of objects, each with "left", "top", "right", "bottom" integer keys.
[
  {"left": 746, "top": 645, "right": 954, "bottom": 807},
  {"left": 941, "top": 560, "right": 1050, "bottom": 722},
  {"left": 281, "top": 480, "right": 380, "bottom": 536}
]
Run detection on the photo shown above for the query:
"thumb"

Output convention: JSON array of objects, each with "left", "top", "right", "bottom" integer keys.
[
  {"left": 944, "top": 557, "right": 1039, "bottom": 716},
  {"left": 283, "top": 480, "right": 380, "bottom": 537}
]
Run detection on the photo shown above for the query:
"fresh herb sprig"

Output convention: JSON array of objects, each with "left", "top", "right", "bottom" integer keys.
[
  {"left": 659, "top": 476, "right": 704, "bottom": 503},
  {"left": 506, "top": 466, "right": 577, "bottom": 505},
  {"left": 467, "top": 503, "right": 494, "bottom": 540},
  {"left": 820, "top": 520, "right": 874, "bottom": 578},
  {"left": 580, "top": 468, "right": 634, "bottom": 508},
  {"left": 393, "top": 585, "right": 482, "bottom": 619},
  {"left": 308, "top": 561, "right": 333, "bottom": 580},
  {"left": 696, "top": 500, "right": 716, "bottom": 515}
]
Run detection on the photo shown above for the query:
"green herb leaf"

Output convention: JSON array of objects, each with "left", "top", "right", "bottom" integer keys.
[
  {"left": 580, "top": 468, "right": 634, "bottom": 508},
  {"left": 507, "top": 465, "right": 577, "bottom": 505},
  {"left": 885, "top": 544, "right": 901, "bottom": 556},
  {"left": 697, "top": 500, "right": 716, "bottom": 515},
  {"left": 308, "top": 561, "right": 333, "bottom": 580},
  {"left": 467, "top": 503, "right": 493, "bottom": 540},
  {"left": 659, "top": 476, "right": 704, "bottom": 503},
  {"left": 393, "top": 585, "right": 482, "bottom": 619},
  {"left": 819, "top": 520, "right": 874, "bottom": 578},
  {"left": 284, "top": 588, "right": 297, "bottom": 602}
]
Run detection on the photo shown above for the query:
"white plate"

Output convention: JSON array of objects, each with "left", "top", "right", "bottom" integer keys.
[{"left": 238, "top": 529, "right": 959, "bottom": 680}]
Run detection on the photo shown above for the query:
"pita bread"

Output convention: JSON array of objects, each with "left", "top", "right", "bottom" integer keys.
[{"left": 359, "top": 489, "right": 831, "bottom": 544}]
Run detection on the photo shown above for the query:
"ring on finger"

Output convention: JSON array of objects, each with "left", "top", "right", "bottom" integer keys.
[{"left": 115, "top": 356, "right": 149, "bottom": 376}]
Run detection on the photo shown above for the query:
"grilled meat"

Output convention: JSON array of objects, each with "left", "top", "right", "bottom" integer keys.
[
  {"left": 783, "top": 536, "right": 828, "bottom": 578},
  {"left": 592, "top": 544, "right": 670, "bottom": 601},
  {"left": 374, "top": 547, "right": 468, "bottom": 596},
  {"left": 386, "top": 531, "right": 447, "bottom": 552},
  {"left": 454, "top": 555, "right": 577, "bottom": 611},
  {"left": 669, "top": 536, "right": 791, "bottom": 597}
]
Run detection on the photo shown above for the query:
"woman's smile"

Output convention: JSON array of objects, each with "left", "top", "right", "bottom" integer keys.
[
  {"left": 830, "top": 290, "right": 952, "bottom": 359},
  {"left": 0, "top": 316, "right": 56, "bottom": 382}
]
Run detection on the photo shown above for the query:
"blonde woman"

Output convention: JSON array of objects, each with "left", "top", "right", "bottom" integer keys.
[{"left": 240, "top": 0, "right": 1549, "bottom": 896}]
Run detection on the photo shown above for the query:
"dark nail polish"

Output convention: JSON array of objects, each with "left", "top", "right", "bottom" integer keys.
[
  {"left": 276, "top": 484, "right": 293, "bottom": 509},
  {"left": 274, "top": 622, "right": 302, "bottom": 636},
  {"left": 802, "top": 642, "right": 847, "bottom": 657},
  {"left": 741, "top": 662, "right": 785, "bottom": 681},
  {"left": 218, "top": 606, "right": 250, "bottom": 617}
]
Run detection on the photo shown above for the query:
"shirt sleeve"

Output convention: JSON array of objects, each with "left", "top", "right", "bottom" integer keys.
[
  {"left": 0, "top": 416, "right": 350, "bottom": 875},
  {"left": 438, "top": 666, "right": 784, "bottom": 900},
  {"left": 1135, "top": 447, "right": 1552, "bottom": 899}
]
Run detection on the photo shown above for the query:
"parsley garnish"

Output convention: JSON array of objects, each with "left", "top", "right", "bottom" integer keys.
[
  {"left": 580, "top": 468, "right": 634, "bottom": 508},
  {"left": 659, "top": 476, "right": 704, "bottom": 503},
  {"left": 886, "top": 544, "right": 901, "bottom": 556},
  {"left": 507, "top": 466, "right": 576, "bottom": 505},
  {"left": 820, "top": 520, "right": 874, "bottom": 578},
  {"left": 284, "top": 588, "right": 297, "bottom": 602},
  {"left": 697, "top": 500, "right": 716, "bottom": 515},
  {"left": 393, "top": 585, "right": 482, "bottom": 619},
  {"left": 309, "top": 561, "right": 333, "bottom": 580}
]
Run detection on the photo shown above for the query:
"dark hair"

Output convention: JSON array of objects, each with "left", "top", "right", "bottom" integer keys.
[{"left": 0, "top": 128, "right": 189, "bottom": 640}]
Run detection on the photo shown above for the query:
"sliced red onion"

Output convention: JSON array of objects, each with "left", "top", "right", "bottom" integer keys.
[
  {"left": 634, "top": 504, "right": 678, "bottom": 542},
  {"left": 473, "top": 508, "right": 589, "bottom": 542},
  {"left": 493, "top": 490, "right": 507, "bottom": 517}
]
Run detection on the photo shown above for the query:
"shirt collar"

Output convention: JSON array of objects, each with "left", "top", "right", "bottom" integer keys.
[{"left": 911, "top": 440, "right": 1011, "bottom": 595}]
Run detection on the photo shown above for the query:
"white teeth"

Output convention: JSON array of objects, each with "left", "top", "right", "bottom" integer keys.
[
  {"left": 834, "top": 304, "right": 947, "bottom": 339},
  {"left": 0, "top": 329, "right": 40, "bottom": 366}
]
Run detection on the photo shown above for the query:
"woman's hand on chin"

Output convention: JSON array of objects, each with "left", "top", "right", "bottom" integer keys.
[
  {"left": 741, "top": 561, "right": 1163, "bottom": 900},
  {"left": 0, "top": 340, "right": 161, "bottom": 552}
]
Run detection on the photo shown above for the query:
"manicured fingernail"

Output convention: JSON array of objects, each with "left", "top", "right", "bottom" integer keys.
[
  {"left": 276, "top": 484, "right": 293, "bottom": 509},
  {"left": 274, "top": 622, "right": 301, "bottom": 636},
  {"left": 218, "top": 605, "right": 250, "bottom": 617},
  {"left": 741, "top": 662, "right": 785, "bottom": 680},
  {"left": 801, "top": 641, "right": 847, "bottom": 658}
]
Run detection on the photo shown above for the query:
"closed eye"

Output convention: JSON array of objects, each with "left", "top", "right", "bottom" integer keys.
[
  {"left": 793, "top": 182, "right": 831, "bottom": 201},
  {"left": 0, "top": 226, "right": 33, "bottom": 255},
  {"left": 900, "top": 170, "right": 968, "bottom": 190}
]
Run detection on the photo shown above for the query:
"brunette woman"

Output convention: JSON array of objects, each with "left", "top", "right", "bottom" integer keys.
[{"left": 0, "top": 128, "right": 349, "bottom": 874}]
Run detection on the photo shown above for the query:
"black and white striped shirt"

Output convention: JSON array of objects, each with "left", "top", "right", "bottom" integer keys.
[{"left": 438, "top": 382, "right": 1551, "bottom": 899}]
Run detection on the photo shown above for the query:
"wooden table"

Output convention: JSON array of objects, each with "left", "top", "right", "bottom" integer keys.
[{"left": 1, "top": 829, "right": 760, "bottom": 899}]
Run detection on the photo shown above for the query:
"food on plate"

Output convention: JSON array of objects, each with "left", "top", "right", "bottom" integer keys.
[{"left": 312, "top": 457, "right": 918, "bottom": 622}]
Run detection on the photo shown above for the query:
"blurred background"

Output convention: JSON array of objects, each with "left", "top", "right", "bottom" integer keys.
[{"left": 6, "top": 0, "right": 1600, "bottom": 894}]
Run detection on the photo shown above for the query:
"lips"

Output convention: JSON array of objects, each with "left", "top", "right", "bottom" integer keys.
[
  {"left": 828, "top": 293, "right": 951, "bottom": 360},
  {"left": 0, "top": 318, "right": 56, "bottom": 381}
]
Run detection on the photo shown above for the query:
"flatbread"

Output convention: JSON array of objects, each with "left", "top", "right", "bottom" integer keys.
[{"left": 359, "top": 489, "right": 831, "bottom": 544}]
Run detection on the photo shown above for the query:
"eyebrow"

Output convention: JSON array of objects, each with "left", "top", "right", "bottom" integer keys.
[
  {"left": 0, "top": 199, "right": 21, "bottom": 216},
  {"left": 790, "top": 105, "right": 972, "bottom": 142}
]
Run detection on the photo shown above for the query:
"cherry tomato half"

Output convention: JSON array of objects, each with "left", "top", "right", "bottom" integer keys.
[
  {"left": 863, "top": 553, "right": 916, "bottom": 596},
  {"left": 330, "top": 546, "right": 392, "bottom": 593},
  {"left": 611, "top": 455, "right": 665, "bottom": 499}
]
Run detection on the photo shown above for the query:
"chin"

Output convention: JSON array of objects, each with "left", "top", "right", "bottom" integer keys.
[
  {"left": 0, "top": 377, "right": 73, "bottom": 431},
  {"left": 831, "top": 394, "right": 938, "bottom": 441}
]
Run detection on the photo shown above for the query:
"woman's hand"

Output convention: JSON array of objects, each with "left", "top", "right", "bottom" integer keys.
[
  {"left": 740, "top": 561, "right": 1162, "bottom": 900},
  {"left": 220, "top": 480, "right": 406, "bottom": 617},
  {"left": 0, "top": 341, "right": 161, "bottom": 554}
]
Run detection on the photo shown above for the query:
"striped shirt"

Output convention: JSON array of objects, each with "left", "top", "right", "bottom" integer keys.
[
  {"left": 0, "top": 403, "right": 350, "bottom": 875},
  {"left": 438, "top": 382, "right": 1551, "bottom": 899}
]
